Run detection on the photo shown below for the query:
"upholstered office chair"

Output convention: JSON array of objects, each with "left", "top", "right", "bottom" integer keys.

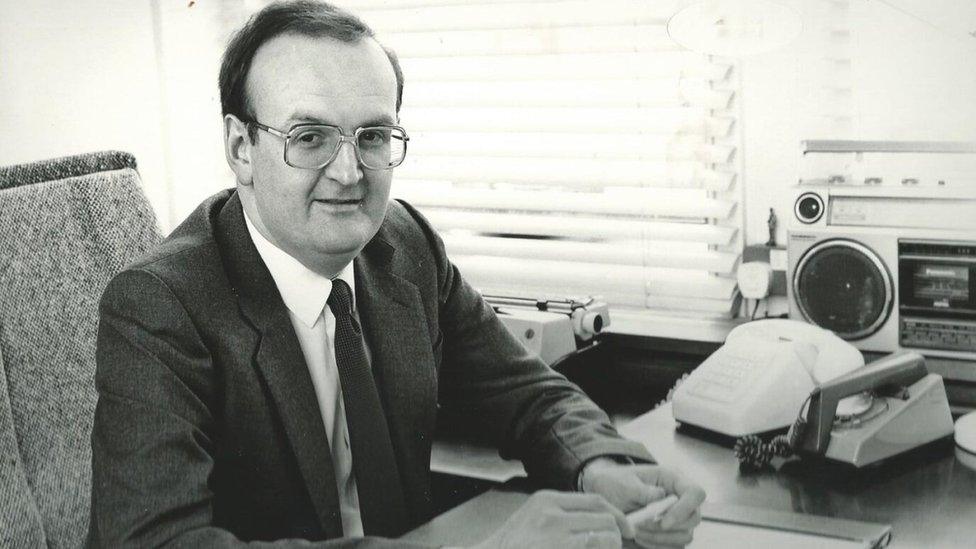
[{"left": 0, "top": 151, "right": 160, "bottom": 547}]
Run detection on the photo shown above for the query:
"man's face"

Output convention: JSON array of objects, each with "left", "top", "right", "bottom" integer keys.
[{"left": 241, "top": 33, "right": 398, "bottom": 270}]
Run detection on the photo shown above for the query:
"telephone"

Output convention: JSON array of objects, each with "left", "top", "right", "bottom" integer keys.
[
  {"left": 793, "top": 350, "right": 954, "bottom": 467},
  {"left": 672, "top": 319, "right": 864, "bottom": 437}
]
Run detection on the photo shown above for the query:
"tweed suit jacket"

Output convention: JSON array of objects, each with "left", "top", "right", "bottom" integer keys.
[{"left": 89, "top": 189, "right": 654, "bottom": 547}]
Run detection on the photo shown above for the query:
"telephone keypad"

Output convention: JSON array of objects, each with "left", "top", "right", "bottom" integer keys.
[{"left": 686, "top": 353, "right": 763, "bottom": 404}]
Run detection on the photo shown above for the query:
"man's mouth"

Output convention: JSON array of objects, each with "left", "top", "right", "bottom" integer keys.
[
  {"left": 315, "top": 198, "right": 362, "bottom": 205},
  {"left": 313, "top": 198, "right": 363, "bottom": 212}
]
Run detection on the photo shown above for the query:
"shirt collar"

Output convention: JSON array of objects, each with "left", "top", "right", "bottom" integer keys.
[{"left": 243, "top": 209, "right": 356, "bottom": 328}]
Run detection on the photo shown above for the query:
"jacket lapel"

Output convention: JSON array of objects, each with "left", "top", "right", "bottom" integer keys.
[
  {"left": 355, "top": 236, "right": 438, "bottom": 524},
  {"left": 213, "top": 193, "right": 343, "bottom": 538}
]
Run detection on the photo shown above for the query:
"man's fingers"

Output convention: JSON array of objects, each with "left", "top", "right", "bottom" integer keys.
[
  {"left": 626, "top": 495, "right": 678, "bottom": 528},
  {"left": 533, "top": 491, "right": 632, "bottom": 539},
  {"left": 635, "top": 509, "right": 701, "bottom": 535},
  {"left": 551, "top": 492, "right": 625, "bottom": 518},
  {"left": 659, "top": 487, "right": 705, "bottom": 529},
  {"left": 559, "top": 492, "right": 633, "bottom": 539},
  {"left": 630, "top": 464, "right": 670, "bottom": 485},
  {"left": 634, "top": 527, "right": 695, "bottom": 548},
  {"left": 593, "top": 496, "right": 633, "bottom": 540},
  {"left": 635, "top": 510, "right": 700, "bottom": 547},
  {"left": 630, "top": 465, "right": 696, "bottom": 495},
  {"left": 668, "top": 509, "right": 701, "bottom": 532},
  {"left": 638, "top": 485, "right": 668, "bottom": 506},
  {"left": 566, "top": 511, "right": 619, "bottom": 534}
]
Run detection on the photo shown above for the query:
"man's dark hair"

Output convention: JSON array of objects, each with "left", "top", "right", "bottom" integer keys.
[{"left": 219, "top": 0, "right": 404, "bottom": 141}]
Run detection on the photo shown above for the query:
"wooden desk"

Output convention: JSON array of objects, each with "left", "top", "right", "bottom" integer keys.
[{"left": 407, "top": 403, "right": 976, "bottom": 548}]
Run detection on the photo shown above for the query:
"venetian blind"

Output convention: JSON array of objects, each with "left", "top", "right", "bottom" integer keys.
[{"left": 335, "top": 0, "right": 743, "bottom": 337}]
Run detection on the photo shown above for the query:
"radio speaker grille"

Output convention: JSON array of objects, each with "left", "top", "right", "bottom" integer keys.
[{"left": 794, "top": 239, "right": 894, "bottom": 340}]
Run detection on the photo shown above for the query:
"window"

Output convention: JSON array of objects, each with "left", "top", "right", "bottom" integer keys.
[{"left": 335, "top": 0, "right": 745, "bottom": 338}]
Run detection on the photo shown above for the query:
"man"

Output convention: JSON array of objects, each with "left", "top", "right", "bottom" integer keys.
[{"left": 89, "top": 1, "right": 705, "bottom": 547}]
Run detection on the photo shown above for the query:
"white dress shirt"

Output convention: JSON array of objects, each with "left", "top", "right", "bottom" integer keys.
[{"left": 243, "top": 211, "right": 364, "bottom": 537}]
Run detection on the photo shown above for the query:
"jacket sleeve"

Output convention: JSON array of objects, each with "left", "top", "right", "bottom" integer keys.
[
  {"left": 396, "top": 201, "right": 655, "bottom": 491},
  {"left": 89, "top": 268, "right": 432, "bottom": 549}
]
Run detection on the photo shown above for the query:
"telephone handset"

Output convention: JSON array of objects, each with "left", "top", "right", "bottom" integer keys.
[{"left": 672, "top": 319, "right": 864, "bottom": 437}]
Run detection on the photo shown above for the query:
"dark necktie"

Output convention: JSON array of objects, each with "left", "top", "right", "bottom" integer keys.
[{"left": 327, "top": 279, "right": 407, "bottom": 536}]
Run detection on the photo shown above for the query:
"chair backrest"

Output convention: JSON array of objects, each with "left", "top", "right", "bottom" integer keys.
[
  {"left": 0, "top": 151, "right": 161, "bottom": 548},
  {"left": 0, "top": 344, "right": 47, "bottom": 547},
  {"left": 0, "top": 150, "right": 137, "bottom": 191}
]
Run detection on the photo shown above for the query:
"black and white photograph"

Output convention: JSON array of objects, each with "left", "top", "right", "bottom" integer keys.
[{"left": 0, "top": 0, "right": 974, "bottom": 547}]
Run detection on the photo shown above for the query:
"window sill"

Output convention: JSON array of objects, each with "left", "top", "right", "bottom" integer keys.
[{"left": 606, "top": 309, "right": 741, "bottom": 343}]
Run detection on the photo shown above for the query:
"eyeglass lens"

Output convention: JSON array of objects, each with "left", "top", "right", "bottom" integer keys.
[{"left": 287, "top": 126, "right": 406, "bottom": 170}]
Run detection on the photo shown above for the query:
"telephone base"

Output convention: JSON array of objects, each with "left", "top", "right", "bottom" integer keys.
[
  {"left": 821, "top": 374, "right": 955, "bottom": 467},
  {"left": 675, "top": 421, "right": 788, "bottom": 448}
]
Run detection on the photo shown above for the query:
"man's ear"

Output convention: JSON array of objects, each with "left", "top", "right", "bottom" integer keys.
[{"left": 224, "top": 114, "right": 254, "bottom": 186}]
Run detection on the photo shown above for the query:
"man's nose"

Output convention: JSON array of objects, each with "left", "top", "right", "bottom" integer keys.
[{"left": 324, "top": 140, "right": 363, "bottom": 185}]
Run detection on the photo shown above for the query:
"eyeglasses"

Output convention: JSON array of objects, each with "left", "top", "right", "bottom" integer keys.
[{"left": 247, "top": 120, "right": 409, "bottom": 171}]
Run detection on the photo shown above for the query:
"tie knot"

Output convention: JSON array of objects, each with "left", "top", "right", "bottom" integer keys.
[{"left": 328, "top": 278, "right": 354, "bottom": 316}]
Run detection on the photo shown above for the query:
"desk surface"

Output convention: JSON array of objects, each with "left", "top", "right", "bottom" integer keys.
[{"left": 411, "top": 403, "right": 976, "bottom": 548}]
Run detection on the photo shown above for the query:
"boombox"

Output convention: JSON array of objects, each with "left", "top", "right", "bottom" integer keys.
[{"left": 787, "top": 183, "right": 976, "bottom": 361}]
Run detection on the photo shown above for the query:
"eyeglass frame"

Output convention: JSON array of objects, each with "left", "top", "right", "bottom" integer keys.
[{"left": 244, "top": 119, "right": 410, "bottom": 171}]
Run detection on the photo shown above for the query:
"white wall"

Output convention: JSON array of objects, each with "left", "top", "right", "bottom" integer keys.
[
  {"left": 0, "top": 0, "right": 171, "bottom": 225},
  {"left": 740, "top": 0, "right": 976, "bottom": 248},
  {"left": 153, "top": 1, "right": 245, "bottom": 229}
]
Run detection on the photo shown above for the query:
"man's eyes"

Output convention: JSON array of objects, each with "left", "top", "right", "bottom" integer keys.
[
  {"left": 298, "top": 132, "right": 323, "bottom": 143},
  {"left": 359, "top": 129, "right": 388, "bottom": 144},
  {"left": 296, "top": 131, "right": 326, "bottom": 144},
  {"left": 290, "top": 127, "right": 390, "bottom": 148}
]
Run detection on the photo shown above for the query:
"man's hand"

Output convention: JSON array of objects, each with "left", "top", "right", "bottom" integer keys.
[
  {"left": 471, "top": 490, "right": 631, "bottom": 549},
  {"left": 579, "top": 459, "right": 706, "bottom": 548}
]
